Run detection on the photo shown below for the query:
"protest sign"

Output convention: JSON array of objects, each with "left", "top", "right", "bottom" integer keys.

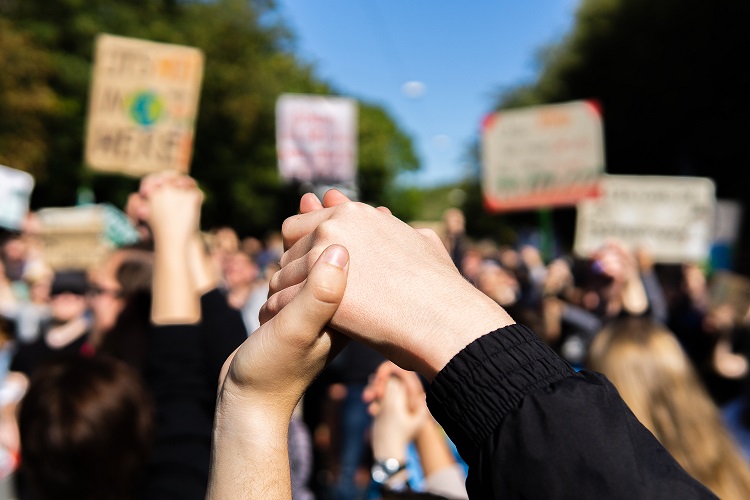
[
  {"left": 574, "top": 175, "right": 715, "bottom": 263},
  {"left": 276, "top": 94, "right": 357, "bottom": 183},
  {"left": 0, "top": 164, "right": 34, "bottom": 231},
  {"left": 85, "top": 34, "right": 204, "bottom": 177},
  {"left": 481, "top": 100, "right": 604, "bottom": 212},
  {"left": 36, "top": 206, "right": 111, "bottom": 271}
]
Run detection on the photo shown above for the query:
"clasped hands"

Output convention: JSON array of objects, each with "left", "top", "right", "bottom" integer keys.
[{"left": 219, "top": 190, "right": 514, "bottom": 417}]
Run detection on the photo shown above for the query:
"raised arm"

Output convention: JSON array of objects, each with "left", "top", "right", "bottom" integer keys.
[{"left": 208, "top": 244, "right": 350, "bottom": 499}]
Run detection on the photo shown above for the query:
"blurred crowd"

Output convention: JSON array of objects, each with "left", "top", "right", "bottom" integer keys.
[{"left": 1, "top": 173, "right": 750, "bottom": 499}]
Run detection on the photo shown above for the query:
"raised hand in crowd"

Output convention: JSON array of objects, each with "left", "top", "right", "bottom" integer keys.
[
  {"left": 589, "top": 239, "right": 649, "bottom": 317},
  {"left": 364, "top": 361, "right": 469, "bottom": 499},
  {"left": 146, "top": 176, "right": 204, "bottom": 325}
]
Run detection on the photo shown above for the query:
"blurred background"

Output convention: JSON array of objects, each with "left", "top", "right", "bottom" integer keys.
[{"left": 1, "top": 0, "right": 747, "bottom": 272}]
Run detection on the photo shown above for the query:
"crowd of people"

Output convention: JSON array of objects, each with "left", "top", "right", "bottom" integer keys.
[{"left": 0, "top": 172, "right": 749, "bottom": 499}]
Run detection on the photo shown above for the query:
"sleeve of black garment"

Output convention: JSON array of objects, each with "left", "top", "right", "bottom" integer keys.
[
  {"left": 199, "top": 288, "right": 248, "bottom": 393},
  {"left": 142, "top": 324, "right": 215, "bottom": 500},
  {"left": 426, "top": 324, "right": 717, "bottom": 499}
]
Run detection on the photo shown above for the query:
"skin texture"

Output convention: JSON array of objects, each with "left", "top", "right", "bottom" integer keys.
[
  {"left": 208, "top": 244, "right": 350, "bottom": 500},
  {"left": 263, "top": 193, "right": 514, "bottom": 379}
]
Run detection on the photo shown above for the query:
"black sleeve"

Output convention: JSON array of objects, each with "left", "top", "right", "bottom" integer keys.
[
  {"left": 199, "top": 288, "right": 248, "bottom": 393},
  {"left": 142, "top": 324, "right": 215, "bottom": 500},
  {"left": 426, "top": 324, "right": 716, "bottom": 499}
]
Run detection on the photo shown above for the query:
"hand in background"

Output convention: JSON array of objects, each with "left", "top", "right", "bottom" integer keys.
[
  {"left": 126, "top": 171, "right": 199, "bottom": 241},
  {"left": 364, "top": 362, "right": 427, "bottom": 462},
  {"left": 145, "top": 175, "right": 203, "bottom": 244}
]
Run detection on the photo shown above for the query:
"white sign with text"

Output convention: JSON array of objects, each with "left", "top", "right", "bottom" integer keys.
[
  {"left": 276, "top": 94, "right": 357, "bottom": 183},
  {"left": 481, "top": 100, "right": 604, "bottom": 212},
  {"left": 574, "top": 175, "right": 716, "bottom": 263}
]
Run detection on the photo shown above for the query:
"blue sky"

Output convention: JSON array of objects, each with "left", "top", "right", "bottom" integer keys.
[{"left": 277, "top": 0, "right": 579, "bottom": 188}]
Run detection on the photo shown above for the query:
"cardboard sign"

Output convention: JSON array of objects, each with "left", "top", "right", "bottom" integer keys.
[
  {"left": 574, "top": 175, "right": 715, "bottom": 263},
  {"left": 0, "top": 164, "right": 34, "bottom": 231},
  {"left": 85, "top": 34, "right": 204, "bottom": 177},
  {"left": 276, "top": 94, "right": 357, "bottom": 183},
  {"left": 36, "top": 206, "right": 111, "bottom": 271},
  {"left": 481, "top": 100, "right": 604, "bottom": 212}
]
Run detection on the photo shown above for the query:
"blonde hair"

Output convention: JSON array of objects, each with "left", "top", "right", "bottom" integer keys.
[{"left": 588, "top": 317, "right": 750, "bottom": 499}]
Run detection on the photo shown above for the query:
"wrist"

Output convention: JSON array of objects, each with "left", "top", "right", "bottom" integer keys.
[{"left": 420, "top": 283, "right": 515, "bottom": 380}]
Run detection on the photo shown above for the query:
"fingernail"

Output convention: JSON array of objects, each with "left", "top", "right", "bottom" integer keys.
[{"left": 322, "top": 245, "right": 348, "bottom": 270}]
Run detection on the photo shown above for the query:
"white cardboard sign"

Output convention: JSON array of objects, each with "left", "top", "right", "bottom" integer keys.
[
  {"left": 574, "top": 175, "right": 716, "bottom": 263},
  {"left": 481, "top": 100, "right": 605, "bottom": 212},
  {"left": 276, "top": 94, "right": 357, "bottom": 183}
]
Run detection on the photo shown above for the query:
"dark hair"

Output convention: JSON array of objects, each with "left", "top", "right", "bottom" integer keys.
[
  {"left": 18, "top": 355, "right": 154, "bottom": 500},
  {"left": 98, "top": 248, "right": 154, "bottom": 371}
]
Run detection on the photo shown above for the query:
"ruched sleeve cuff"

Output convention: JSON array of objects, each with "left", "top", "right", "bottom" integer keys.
[{"left": 426, "top": 324, "right": 575, "bottom": 466}]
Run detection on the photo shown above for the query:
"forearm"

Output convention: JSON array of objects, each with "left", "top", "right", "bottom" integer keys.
[
  {"left": 188, "top": 232, "right": 219, "bottom": 295},
  {"left": 151, "top": 231, "right": 200, "bottom": 324},
  {"left": 208, "top": 397, "right": 292, "bottom": 499},
  {"left": 414, "top": 416, "right": 456, "bottom": 478},
  {"left": 621, "top": 273, "right": 649, "bottom": 315}
]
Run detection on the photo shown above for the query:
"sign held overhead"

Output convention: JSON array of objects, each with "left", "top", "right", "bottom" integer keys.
[
  {"left": 574, "top": 175, "right": 716, "bottom": 263},
  {"left": 0, "top": 164, "right": 34, "bottom": 231},
  {"left": 481, "top": 100, "right": 604, "bottom": 212},
  {"left": 85, "top": 34, "right": 204, "bottom": 177},
  {"left": 276, "top": 94, "right": 357, "bottom": 184}
]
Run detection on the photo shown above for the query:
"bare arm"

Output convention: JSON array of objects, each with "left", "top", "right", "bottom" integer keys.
[{"left": 207, "top": 245, "right": 349, "bottom": 499}]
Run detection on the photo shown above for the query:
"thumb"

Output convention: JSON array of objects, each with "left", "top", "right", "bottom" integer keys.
[{"left": 273, "top": 244, "right": 349, "bottom": 341}]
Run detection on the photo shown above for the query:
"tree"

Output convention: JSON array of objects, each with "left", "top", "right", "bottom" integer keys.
[
  {"left": 486, "top": 0, "right": 750, "bottom": 271},
  {"left": 0, "top": 19, "right": 60, "bottom": 178},
  {"left": 0, "top": 0, "right": 420, "bottom": 237}
]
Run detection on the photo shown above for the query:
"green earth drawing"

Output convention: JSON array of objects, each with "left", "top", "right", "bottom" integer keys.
[{"left": 127, "top": 90, "right": 165, "bottom": 126}]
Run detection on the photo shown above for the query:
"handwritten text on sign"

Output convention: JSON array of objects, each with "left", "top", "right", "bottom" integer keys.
[
  {"left": 574, "top": 175, "right": 716, "bottom": 263},
  {"left": 276, "top": 94, "right": 357, "bottom": 183},
  {"left": 85, "top": 34, "right": 204, "bottom": 177},
  {"left": 481, "top": 100, "right": 604, "bottom": 212}
]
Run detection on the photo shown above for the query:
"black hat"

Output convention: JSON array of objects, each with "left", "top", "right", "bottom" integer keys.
[{"left": 50, "top": 270, "right": 89, "bottom": 296}]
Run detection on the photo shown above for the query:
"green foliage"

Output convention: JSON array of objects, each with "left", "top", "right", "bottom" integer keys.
[
  {"left": 0, "top": 0, "right": 419, "bottom": 237},
  {"left": 0, "top": 19, "right": 61, "bottom": 178},
  {"left": 478, "top": 0, "right": 750, "bottom": 268}
]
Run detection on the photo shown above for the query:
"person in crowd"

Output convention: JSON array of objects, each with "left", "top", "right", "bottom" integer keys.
[
  {"left": 0, "top": 316, "right": 23, "bottom": 480},
  {"left": 17, "top": 355, "right": 153, "bottom": 500},
  {"left": 222, "top": 250, "right": 267, "bottom": 335},
  {"left": 664, "top": 263, "right": 744, "bottom": 404},
  {"left": 587, "top": 316, "right": 750, "bottom": 499},
  {"left": 441, "top": 208, "right": 466, "bottom": 270},
  {"left": 255, "top": 230, "right": 284, "bottom": 273},
  {"left": 9, "top": 269, "right": 91, "bottom": 379},
  {"left": 208, "top": 190, "right": 714, "bottom": 499},
  {"left": 328, "top": 340, "right": 386, "bottom": 499},
  {"left": 364, "top": 361, "right": 468, "bottom": 500},
  {"left": 0, "top": 260, "right": 53, "bottom": 346}
]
